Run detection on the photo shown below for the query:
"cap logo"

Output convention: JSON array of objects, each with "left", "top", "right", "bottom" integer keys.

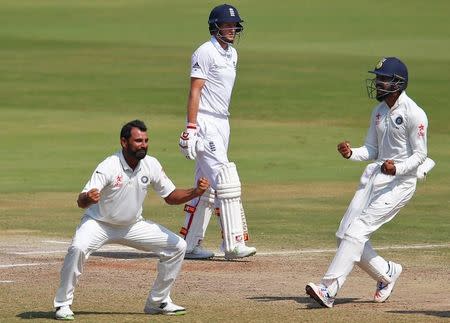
[
  {"left": 229, "top": 8, "right": 235, "bottom": 16},
  {"left": 376, "top": 58, "right": 386, "bottom": 70}
]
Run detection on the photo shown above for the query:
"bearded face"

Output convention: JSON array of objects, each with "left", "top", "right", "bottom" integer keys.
[{"left": 121, "top": 127, "right": 148, "bottom": 162}]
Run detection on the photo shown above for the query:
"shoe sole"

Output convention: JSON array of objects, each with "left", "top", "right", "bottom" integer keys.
[
  {"left": 224, "top": 250, "right": 256, "bottom": 260},
  {"left": 305, "top": 284, "right": 332, "bottom": 308},
  {"left": 145, "top": 310, "right": 186, "bottom": 316},
  {"left": 374, "top": 265, "right": 402, "bottom": 303},
  {"left": 55, "top": 315, "right": 74, "bottom": 321}
]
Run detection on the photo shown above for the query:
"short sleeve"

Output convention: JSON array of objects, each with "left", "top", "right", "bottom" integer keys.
[
  {"left": 190, "top": 46, "right": 212, "bottom": 80},
  {"left": 150, "top": 160, "right": 176, "bottom": 198},
  {"left": 82, "top": 161, "right": 111, "bottom": 193}
]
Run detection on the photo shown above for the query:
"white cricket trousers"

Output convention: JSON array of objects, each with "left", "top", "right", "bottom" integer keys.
[
  {"left": 181, "top": 112, "right": 230, "bottom": 250},
  {"left": 322, "top": 164, "right": 416, "bottom": 295},
  {"left": 196, "top": 111, "right": 230, "bottom": 188},
  {"left": 54, "top": 215, "right": 186, "bottom": 307}
]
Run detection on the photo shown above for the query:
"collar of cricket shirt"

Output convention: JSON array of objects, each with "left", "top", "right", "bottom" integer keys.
[
  {"left": 118, "top": 150, "right": 141, "bottom": 173},
  {"left": 211, "top": 36, "right": 233, "bottom": 59},
  {"left": 390, "top": 91, "right": 407, "bottom": 112}
]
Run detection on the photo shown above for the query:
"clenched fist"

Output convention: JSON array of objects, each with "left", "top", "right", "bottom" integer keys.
[
  {"left": 194, "top": 177, "right": 210, "bottom": 196},
  {"left": 77, "top": 188, "right": 100, "bottom": 209},
  {"left": 337, "top": 141, "right": 352, "bottom": 159},
  {"left": 381, "top": 160, "right": 396, "bottom": 175}
]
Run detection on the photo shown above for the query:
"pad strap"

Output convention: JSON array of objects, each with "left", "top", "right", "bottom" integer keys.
[{"left": 180, "top": 187, "right": 215, "bottom": 252}]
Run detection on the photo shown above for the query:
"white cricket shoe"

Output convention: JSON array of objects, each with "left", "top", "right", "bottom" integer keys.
[
  {"left": 184, "top": 245, "right": 214, "bottom": 259},
  {"left": 144, "top": 302, "right": 186, "bottom": 316},
  {"left": 55, "top": 305, "right": 74, "bottom": 320},
  {"left": 224, "top": 245, "right": 256, "bottom": 260},
  {"left": 374, "top": 261, "right": 402, "bottom": 303},
  {"left": 306, "top": 282, "right": 335, "bottom": 308}
]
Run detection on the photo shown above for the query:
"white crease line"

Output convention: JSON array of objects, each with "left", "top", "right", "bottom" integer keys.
[
  {"left": 7, "top": 243, "right": 450, "bottom": 257},
  {"left": 1, "top": 244, "right": 448, "bottom": 268},
  {"left": 10, "top": 245, "right": 139, "bottom": 255},
  {"left": 0, "top": 262, "right": 59, "bottom": 269},
  {"left": 42, "top": 240, "right": 69, "bottom": 244},
  {"left": 0, "top": 280, "right": 15, "bottom": 283},
  {"left": 10, "top": 250, "right": 67, "bottom": 255},
  {"left": 257, "top": 243, "right": 450, "bottom": 256}
]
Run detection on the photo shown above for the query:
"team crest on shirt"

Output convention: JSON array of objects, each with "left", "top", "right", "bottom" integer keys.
[
  {"left": 375, "top": 113, "right": 381, "bottom": 125},
  {"left": 113, "top": 175, "right": 123, "bottom": 187},
  {"left": 141, "top": 176, "right": 149, "bottom": 184},
  {"left": 395, "top": 116, "right": 403, "bottom": 125},
  {"left": 418, "top": 123, "right": 426, "bottom": 137},
  {"left": 209, "top": 141, "right": 216, "bottom": 152}
]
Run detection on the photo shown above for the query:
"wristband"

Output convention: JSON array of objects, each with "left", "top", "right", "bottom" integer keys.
[{"left": 187, "top": 122, "right": 197, "bottom": 130}]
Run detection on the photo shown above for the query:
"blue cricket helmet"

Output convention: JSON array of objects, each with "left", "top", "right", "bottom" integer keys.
[
  {"left": 208, "top": 4, "right": 244, "bottom": 33},
  {"left": 366, "top": 57, "right": 408, "bottom": 101},
  {"left": 369, "top": 57, "right": 408, "bottom": 86}
]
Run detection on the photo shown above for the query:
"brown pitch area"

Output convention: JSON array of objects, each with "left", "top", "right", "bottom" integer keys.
[{"left": 0, "top": 235, "right": 448, "bottom": 322}]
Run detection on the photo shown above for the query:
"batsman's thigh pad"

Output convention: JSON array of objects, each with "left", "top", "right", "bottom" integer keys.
[
  {"left": 215, "top": 163, "right": 245, "bottom": 252},
  {"left": 181, "top": 188, "right": 215, "bottom": 252}
]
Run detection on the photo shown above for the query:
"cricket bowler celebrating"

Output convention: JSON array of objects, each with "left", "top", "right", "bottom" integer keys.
[
  {"left": 54, "top": 120, "right": 210, "bottom": 320},
  {"left": 306, "top": 57, "right": 435, "bottom": 307},
  {"left": 177, "top": 4, "right": 256, "bottom": 260}
]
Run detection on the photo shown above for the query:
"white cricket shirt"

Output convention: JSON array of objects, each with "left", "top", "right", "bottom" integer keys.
[
  {"left": 82, "top": 151, "right": 176, "bottom": 225},
  {"left": 190, "top": 36, "right": 238, "bottom": 116},
  {"left": 350, "top": 92, "right": 428, "bottom": 176}
]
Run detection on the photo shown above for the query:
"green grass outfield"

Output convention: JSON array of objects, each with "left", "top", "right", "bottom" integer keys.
[{"left": 1, "top": 0, "right": 449, "bottom": 251}]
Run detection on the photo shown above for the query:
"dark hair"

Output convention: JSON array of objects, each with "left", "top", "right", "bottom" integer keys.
[{"left": 120, "top": 120, "right": 147, "bottom": 139}]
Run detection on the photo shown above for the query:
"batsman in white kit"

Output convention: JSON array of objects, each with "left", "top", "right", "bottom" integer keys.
[
  {"left": 306, "top": 57, "right": 435, "bottom": 308},
  {"left": 178, "top": 4, "right": 256, "bottom": 260},
  {"left": 54, "top": 120, "right": 210, "bottom": 320}
]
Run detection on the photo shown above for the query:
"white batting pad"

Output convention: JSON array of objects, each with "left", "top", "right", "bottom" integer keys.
[{"left": 215, "top": 163, "right": 245, "bottom": 252}]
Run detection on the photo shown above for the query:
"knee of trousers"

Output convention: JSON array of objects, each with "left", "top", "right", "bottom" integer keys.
[
  {"left": 67, "top": 245, "right": 88, "bottom": 262},
  {"left": 176, "top": 238, "right": 187, "bottom": 253},
  {"left": 343, "top": 218, "right": 373, "bottom": 245}
]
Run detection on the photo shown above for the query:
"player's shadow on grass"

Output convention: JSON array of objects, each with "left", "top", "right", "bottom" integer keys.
[
  {"left": 17, "top": 311, "right": 54, "bottom": 319},
  {"left": 17, "top": 311, "right": 144, "bottom": 320},
  {"left": 185, "top": 257, "right": 253, "bottom": 262},
  {"left": 91, "top": 251, "right": 157, "bottom": 259},
  {"left": 387, "top": 310, "right": 450, "bottom": 318},
  {"left": 91, "top": 252, "right": 252, "bottom": 262},
  {"left": 249, "top": 296, "right": 361, "bottom": 308},
  {"left": 249, "top": 296, "right": 313, "bottom": 304}
]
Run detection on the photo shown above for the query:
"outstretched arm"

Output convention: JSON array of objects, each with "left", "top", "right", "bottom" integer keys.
[{"left": 164, "top": 177, "right": 210, "bottom": 205}]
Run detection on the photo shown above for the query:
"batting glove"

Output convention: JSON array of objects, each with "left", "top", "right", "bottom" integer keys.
[{"left": 179, "top": 123, "right": 199, "bottom": 160}]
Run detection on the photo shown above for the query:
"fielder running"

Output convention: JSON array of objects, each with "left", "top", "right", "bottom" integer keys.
[
  {"left": 178, "top": 4, "right": 256, "bottom": 260},
  {"left": 54, "top": 120, "right": 210, "bottom": 320},
  {"left": 306, "top": 57, "right": 435, "bottom": 307}
]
